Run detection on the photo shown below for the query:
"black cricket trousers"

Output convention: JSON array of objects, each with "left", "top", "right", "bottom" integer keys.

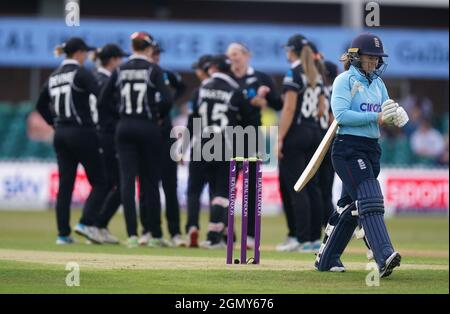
[
  {"left": 318, "top": 129, "right": 335, "bottom": 226},
  {"left": 53, "top": 126, "right": 108, "bottom": 237},
  {"left": 139, "top": 134, "right": 181, "bottom": 238},
  {"left": 185, "top": 159, "right": 209, "bottom": 232},
  {"left": 116, "top": 118, "right": 162, "bottom": 237},
  {"left": 97, "top": 130, "right": 121, "bottom": 229},
  {"left": 278, "top": 122, "right": 324, "bottom": 243}
]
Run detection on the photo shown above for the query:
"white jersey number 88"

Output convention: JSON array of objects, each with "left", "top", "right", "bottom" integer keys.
[{"left": 301, "top": 85, "right": 322, "bottom": 119}]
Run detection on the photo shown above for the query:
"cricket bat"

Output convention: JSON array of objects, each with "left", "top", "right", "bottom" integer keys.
[{"left": 293, "top": 120, "right": 338, "bottom": 192}]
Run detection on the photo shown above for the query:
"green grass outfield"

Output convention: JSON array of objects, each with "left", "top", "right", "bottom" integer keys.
[{"left": 0, "top": 210, "right": 448, "bottom": 294}]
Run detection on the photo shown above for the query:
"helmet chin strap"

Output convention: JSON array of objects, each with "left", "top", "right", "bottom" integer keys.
[
  {"left": 349, "top": 54, "right": 387, "bottom": 83},
  {"left": 357, "top": 69, "right": 374, "bottom": 84},
  {"left": 363, "top": 66, "right": 378, "bottom": 83},
  {"left": 352, "top": 63, "right": 374, "bottom": 83}
]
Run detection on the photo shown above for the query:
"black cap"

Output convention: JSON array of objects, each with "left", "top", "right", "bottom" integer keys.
[
  {"left": 152, "top": 41, "right": 164, "bottom": 54},
  {"left": 209, "top": 54, "right": 232, "bottom": 73},
  {"left": 308, "top": 41, "right": 318, "bottom": 54},
  {"left": 97, "top": 44, "right": 129, "bottom": 60},
  {"left": 308, "top": 41, "right": 324, "bottom": 61},
  {"left": 130, "top": 31, "right": 154, "bottom": 48},
  {"left": 62, "top": 37, "right": 95, "bottom": 55},
  {"left": 284, "top": 34, "right": 309, "bottom": 52},
  {"left": 348, "top": 33, "right": 388, "bottom": 57},
  {"left": 324, "top": 60, "right": 338, "bottom": 81},
  {"left": 191, "top": 54, "right": 213, "bottom": 71}
]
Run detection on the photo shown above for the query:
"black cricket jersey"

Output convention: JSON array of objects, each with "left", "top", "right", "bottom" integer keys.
[
  {"left": 186, "top": 79, "right": 208, "bottom": 149},
  {"left": 158, "top": 68, "right": 187, "bottom": 133},
  {"left": 190, "top": 72, "right": 248, "bottom": 160},
  {"left": 97, "top": 55, "right": 173, "bottom": 122},
  {"left": 234, "top": 67, "right": 282, "bottom": 127},
  {"left": 36, "top": 59, "right": 100, "bottom": 127},
  {"left": 191, "top": 72, "right": 246, "bottom": 135},
  {"left": 282, "top": 60, "right": 325, "bottom": 126},
  {"left": 319, "top": 84, "right": 333, "bottom": 131},
  {"left": 94, "top": 67, "right": 111, "bottom": 87},
  {"left": 93, "top": 67, "right": 119, "bottom": 133},
  {"left": 163, "top": 69, "right": 186, "bottom": 102}
]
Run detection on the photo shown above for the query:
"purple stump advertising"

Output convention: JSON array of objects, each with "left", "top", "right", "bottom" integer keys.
[
  {"left": 226, "top": 158, "right": 237, "bottom": 264},
  {"left": 240, "top": 159, "right": 249, "bottom": 264},
  {"left": 254, "top": 159, "right": 262, "bottom": 264}
]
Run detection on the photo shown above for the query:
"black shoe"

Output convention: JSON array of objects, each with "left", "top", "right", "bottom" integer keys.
[
  {"left": 380, "top": 252, "right": 401, "bottom": 278},
  {"left": 207, "top": 231, "right": 224, "bottom": 244},
  {"left": 223, "top": 231, "right": 236, "bottom": 244}
]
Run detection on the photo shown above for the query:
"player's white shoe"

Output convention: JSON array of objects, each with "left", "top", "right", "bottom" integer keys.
[
  {"left": 246, "top": 236, "right": 255, "bottom": 250},
  {"left": 171, "top": 234, "right": 187, "bottom": 247},
  {"left": 329, "top": 260, "right": 346, "bottom": 272},
  {"left": 147, "top": 237, "right": 171, "bottom": 248},
  {"left": 314, "top": 259, "right": 346, "bottom": 272},
  {"left": 126, "top": 236, "right": 139, "bottom": 248},
  {"left": 199, "top": 240, "right": 226, "bottom": 249},
  {"left": 329, "top": 266, "right": 346, "bottom": 272},
  {"left": 56, "top": 236, "right": 76, "bottom": 245},
  {"left": 99, "top": 228, "right": 119, "bottom": 244},
  {"left": 276, "top": 237, "right": 300, "bottom": 252},
  {"left": 74, "top": 223, "right": 103, "bottom": 244},
  {"left": 138, "top": 232, "right": 151, "bottom": 246},
  {"left": 298, "top": 241, "right": 313, "bottom": 253}
]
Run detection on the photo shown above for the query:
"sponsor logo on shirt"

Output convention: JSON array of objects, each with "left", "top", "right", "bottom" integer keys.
[
  {"left": 360, "top": 103, "right": 381, "bottom": 112},
  {"left": 245, "top": 77, "right": 258, "bottom": 85}
]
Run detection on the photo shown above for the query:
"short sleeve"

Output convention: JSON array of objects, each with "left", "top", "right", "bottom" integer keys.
[{"left": 282, "top": 69, "right": 303, "bottom": 93}]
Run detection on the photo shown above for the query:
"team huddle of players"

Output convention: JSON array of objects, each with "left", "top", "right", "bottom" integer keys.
[{"left": 36, "top": 31, "right": 337, "bottom": 251}]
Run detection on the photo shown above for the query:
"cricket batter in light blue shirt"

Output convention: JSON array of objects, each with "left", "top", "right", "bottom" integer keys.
[{"left": 315, "top": 33, "right": 409, "bottom": 278}]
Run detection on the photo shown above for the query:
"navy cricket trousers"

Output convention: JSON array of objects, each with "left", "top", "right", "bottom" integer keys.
[{"left": 331, "top": 134, "right": 381, "bottom": 206}]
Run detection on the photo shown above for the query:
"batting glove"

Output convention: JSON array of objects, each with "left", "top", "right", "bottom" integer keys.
[
  {"left": 381, "top": 99, "right": 399, "bottom": 125},
  {"left": 393, "top": 106, "right": 409, "bottom": 128}
]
